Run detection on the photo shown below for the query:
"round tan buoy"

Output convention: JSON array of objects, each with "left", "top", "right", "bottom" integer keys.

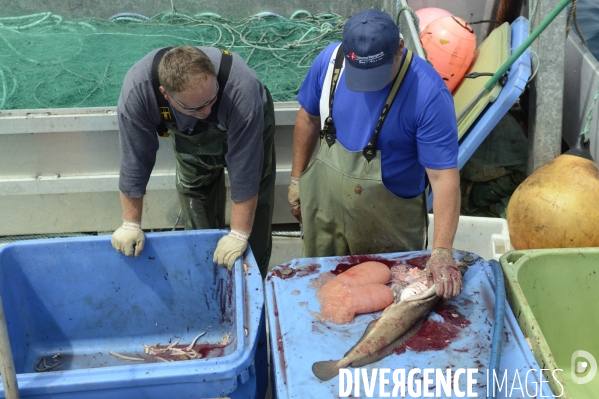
[{"left": 506, "top": 136, "right": 599, "bottom": 249}]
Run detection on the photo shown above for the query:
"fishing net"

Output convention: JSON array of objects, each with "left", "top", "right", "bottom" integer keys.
[{"left": 0, "top": 11, "right": 347, "bottom": 110}]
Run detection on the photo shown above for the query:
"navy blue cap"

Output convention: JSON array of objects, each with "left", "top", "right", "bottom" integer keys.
[{"left": 342, "top": 9, "right": 400, "bottom": 92}]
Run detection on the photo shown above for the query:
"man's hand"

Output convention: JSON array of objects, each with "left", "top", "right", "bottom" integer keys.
[
  {"left": 288, "top": 176, "right": 302, "bottom": 223},
  {"left": 111, "top": 220, "right": 145, "bottom": 257},
  {"left": 425, "top": 248, "right": 463, "bottom": 299},
  {"left": 213, "top": 229, "right": 249, "bottom": 270}
]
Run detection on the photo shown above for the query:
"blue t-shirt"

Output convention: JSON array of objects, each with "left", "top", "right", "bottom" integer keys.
[{"left": 297, "top": 42, "right": 458, "bottom": 198}]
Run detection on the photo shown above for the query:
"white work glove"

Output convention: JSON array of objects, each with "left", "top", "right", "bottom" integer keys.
[
  {"left": 213, "top": 229, "right": 249, "bottom": 270},
  {"left": 287, "top": 176, "right": 302, "bottom": 223},
  {"left": 111, "top": 220, "right": 145, "bottom": 257},
  {"left": 425, "top": 248, "right": 463, "bottom": 299}
]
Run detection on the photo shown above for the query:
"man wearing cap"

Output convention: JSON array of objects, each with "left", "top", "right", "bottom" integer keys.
[
  {"left": 287, "top": 9, "right": 462, "bottom": 298},
  {"left": 111, "top": 46, "right": 275, "bottom": 277}
]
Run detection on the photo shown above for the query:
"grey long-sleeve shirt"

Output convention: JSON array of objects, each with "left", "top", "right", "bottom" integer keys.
[{"left": 117, "top": 47, "right": 266, "bottom": 202}]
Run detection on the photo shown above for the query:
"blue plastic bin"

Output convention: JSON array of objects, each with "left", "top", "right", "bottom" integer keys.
[
  {"left": 428, "top": 17, "right": 532, "bottom": 209},
  {"left": 266, "top": 251, "right": 553, "bottom": 398},
  {"left": 0, "top": 230, "right": 267, "bottom": 399},
  {"left": 456, "top": 17, "right": 531, "bottom": 171}
]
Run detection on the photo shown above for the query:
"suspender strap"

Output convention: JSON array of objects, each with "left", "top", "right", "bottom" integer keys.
[
  {"left": 328, "top": 44, "right": 345, "bottom": 115},
  {"left": 321, "top": 44, "right": 345, "bottom": 148},
  {"left": 150, "top": 48, "right": 233, "bottom": 136},
  {"left": 151, "top": 47, "right": 173, "bottom": 137},
  {"left": 363, "top": 50, "right": 414, "bottom": 162},
  {"left": 212, "top": 50, "right": 233, "bottom": 115}
]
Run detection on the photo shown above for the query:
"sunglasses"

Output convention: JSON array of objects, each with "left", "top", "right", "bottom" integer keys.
[{"left": 168, "top": 80, "right": 219, "bottom": 112}]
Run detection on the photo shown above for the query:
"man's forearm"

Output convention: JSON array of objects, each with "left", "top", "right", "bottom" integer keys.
[
  {"left": 120, "top": 191, "right": 144, "bottom": 222},
  {"left": 230, "top": 195, "right": 258, "bottom": 234},
  {"left": 291, "top": 107, "right": 321, "bottom": 178},
  {"left": 426, "top": 167, "right": 460, "bottom": 250}
]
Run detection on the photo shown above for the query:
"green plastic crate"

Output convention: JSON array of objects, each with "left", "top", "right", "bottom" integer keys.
[{"left": 501, "top": 248, "right": 599, "bottom": 399}]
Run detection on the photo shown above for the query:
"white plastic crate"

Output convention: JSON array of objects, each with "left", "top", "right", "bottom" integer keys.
[{"left": 428, "top": 214, "right": 513, "bottom": 261}]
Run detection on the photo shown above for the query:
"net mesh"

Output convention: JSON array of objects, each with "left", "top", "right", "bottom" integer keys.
[{"left": 0, "top": 11, "right": 347, "bottom": 110}]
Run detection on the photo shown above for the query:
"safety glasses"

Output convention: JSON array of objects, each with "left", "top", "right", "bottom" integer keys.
[{"left": 168, "top": 80, "right": 219, "bottom": 112}]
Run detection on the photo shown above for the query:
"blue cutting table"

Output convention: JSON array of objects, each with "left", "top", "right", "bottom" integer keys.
[{"left": 266, "top": 251, "right": 552, "bottom": 398}]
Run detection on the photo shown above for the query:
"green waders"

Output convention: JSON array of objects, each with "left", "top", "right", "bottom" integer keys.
[
  {"left": 169, "top": 89, "right": 276, "bottom": 277},
  {"left": 300, "top": 48, "right": 428, "bottom": 258},
  {"left": 300, "top": 141, "right": 428, "bottom": 257}
]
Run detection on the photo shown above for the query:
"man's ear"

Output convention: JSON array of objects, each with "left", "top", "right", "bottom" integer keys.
[
  {"left": 397, "top": 39, "right": 405, "bottom": 55},
  {"left": 158, "top": 86, "right": 168, "bottom": 99}
]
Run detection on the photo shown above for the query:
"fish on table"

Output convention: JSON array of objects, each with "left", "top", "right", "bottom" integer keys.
[{"left": 311, "top": 261, "right": 468, "bottom": 382}]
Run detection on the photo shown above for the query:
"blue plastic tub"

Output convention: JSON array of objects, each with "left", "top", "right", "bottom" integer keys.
[
  {"left": 456, "top": 17, "right": 532, "bottom": 171},
  {"left": 266, "top": 251, "right": 553, "bottom": 398},
  {"left": 428, "top": 17, "right": 531, "bottom": 210},
  {"left": 0, "top": 230, "right": 267, "bottom": 398}
]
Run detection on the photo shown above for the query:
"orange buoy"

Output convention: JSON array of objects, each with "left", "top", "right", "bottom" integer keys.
[
  {"left": 415, "top": 7, "right": 453, "bottom": 32},
  {"left": 420, "top": 16, "right": 477, "bottom": 93}
]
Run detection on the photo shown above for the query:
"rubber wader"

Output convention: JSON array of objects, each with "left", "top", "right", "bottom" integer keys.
[
  {"left": 169, "top": 90, "right": 276, "bottom": 278},
  {"left": 150, "top": 49, "right": 275, "bottom": 277}
]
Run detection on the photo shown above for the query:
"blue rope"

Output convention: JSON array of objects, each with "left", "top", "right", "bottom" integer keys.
[
  {"left": 109, "top": 13, "right": 150, "bottom": 21},
  {"left": 251, "top": 12, "right": 287, "bottom": 20},
  {"left": 290, "top": 10, "right": 312, "bottom": 20},
  {"left": 194, "top": 12, "right": 222, "bottom": 19},
  {"left": 488, "top": 259, "right": 506, "bottom": 398}
]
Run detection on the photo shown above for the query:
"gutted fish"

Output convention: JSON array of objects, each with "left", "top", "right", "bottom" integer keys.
[{"left": 312, "top": 261, "right": 467, "bottom": 381}]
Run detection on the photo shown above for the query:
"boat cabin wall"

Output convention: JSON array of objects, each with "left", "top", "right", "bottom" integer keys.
[{"left": 0, "top": 106, "right": 297, "bottom": 235}]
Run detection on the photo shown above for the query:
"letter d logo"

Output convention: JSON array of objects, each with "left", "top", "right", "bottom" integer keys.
[{"left": 571, "top": 350, "right": 597, "bottom": 384}]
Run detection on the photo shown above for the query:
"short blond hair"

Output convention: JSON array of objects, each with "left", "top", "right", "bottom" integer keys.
[{"left": 158, "top": 46, "right": 216, "bottom": 93}]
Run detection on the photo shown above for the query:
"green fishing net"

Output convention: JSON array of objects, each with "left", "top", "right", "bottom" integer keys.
[{"left": 0, "top": 11, "right": 347, "bottom": 110}]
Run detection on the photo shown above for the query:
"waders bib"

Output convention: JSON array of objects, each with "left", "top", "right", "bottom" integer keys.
[
  {"left": 300, "top": 46, "right": 428, "bottom": 257},
  {"left": 152, "top": 49, "right": 275, "bottom": 276}
]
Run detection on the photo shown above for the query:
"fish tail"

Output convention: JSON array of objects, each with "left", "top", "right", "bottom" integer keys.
[{"left": 312, "top": 360, "right": 342, "bottom": 381}]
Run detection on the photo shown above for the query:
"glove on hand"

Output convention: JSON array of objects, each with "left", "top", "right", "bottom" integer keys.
[
  {"left": 111, "top": 220, "right": 145, "bottom": 257},
  {"left": 425, "top": 248, "right": 463, "bottom": 299},
  {"left": 287, "top": 176, "right": 302, "bottom": 223},
  {"left": 213, "top": 229, "right": 249, "bottom": 270}
]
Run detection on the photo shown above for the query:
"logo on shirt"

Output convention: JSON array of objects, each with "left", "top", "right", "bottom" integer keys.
[{"left": 160, "top": 107, "right": 172, "bottom": 120}]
